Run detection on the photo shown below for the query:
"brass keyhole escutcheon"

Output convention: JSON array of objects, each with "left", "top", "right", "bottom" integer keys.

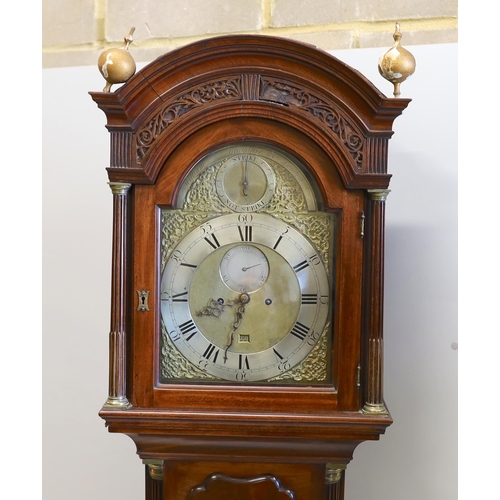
[{"left": 137, "top": 290, "right": 150, "bottom": 312}]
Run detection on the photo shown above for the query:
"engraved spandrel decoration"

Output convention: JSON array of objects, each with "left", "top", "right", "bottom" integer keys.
[{"left": 161, "top": 322, "right": 216, "bottom": 381}]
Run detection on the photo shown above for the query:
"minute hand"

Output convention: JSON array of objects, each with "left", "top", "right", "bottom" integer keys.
[{"left": 223, "top": 293, "right": 250, "bottom": 362}]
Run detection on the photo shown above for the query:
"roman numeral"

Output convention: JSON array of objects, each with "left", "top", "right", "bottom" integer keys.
[
  {"left": 179, "top": 320, "right": 197, "bottom": 341},
  {"left": 273, "top": 348, "right": 284, "bottom": 361},
  {"left": 273, "top": 235, "right": 283, "bottom": 250},
  {"left": 290, "top": 321, "right": 310, "bottom": 341},
  {"left": 301, "top": 294, "right": 318, "bottom": 305},
  {"left": 238, "top": 225, "right": 252, "bottom": 242},
  {"left": 202, "top": 343, "right": 220, "bottom": 363},
  {"left": 239, "top": 354, "right": 250, "bottom": 370},
  {"left": 293, "top": 260, "right": 309, "bottom": 273},
  {"left": 180, "top": 262, "right": 197, "bottom": 269},
  {"left": 204, "top": 234, "right": 220, "bottom": 249},
  {"left": 172, "top": 291, "right": 188, "bottom": 302}
]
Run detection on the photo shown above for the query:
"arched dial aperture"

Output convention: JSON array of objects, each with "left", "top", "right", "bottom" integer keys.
[{"left": 160, "top": 213, "right": 330, "bottom": 382}]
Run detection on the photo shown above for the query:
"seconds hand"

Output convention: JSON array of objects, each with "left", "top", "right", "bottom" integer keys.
[{"left": 242, "top": 263, "right": 261, "bottom": 272}]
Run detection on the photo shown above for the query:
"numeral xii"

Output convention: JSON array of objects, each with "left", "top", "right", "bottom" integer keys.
[{"left": 238, "top": 225, "right": 252, "bottom": 242}]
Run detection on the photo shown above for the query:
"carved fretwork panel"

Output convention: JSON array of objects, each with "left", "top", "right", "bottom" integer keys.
[{"left": 134, "top": 74, "right": 367, "bottom": 173}]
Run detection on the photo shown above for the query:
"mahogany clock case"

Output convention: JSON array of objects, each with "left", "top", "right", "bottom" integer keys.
[
  {"left": 43, "top": 42, "right": 458, "bottom": 500},
  {"left": 88, "top": 34, "right": 416, "bottom": 499}
]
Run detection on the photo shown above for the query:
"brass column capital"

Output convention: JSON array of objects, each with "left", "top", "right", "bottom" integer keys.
[
  {"left": 325, "top": 464, "right": 347, "bottom": 485},
  {"left": 367, "top": 188, "right": 391, "bottom": 202},
  {"left": 108, "top": 182, "right": 132, "bottom": 195},
  {"left": 143, "top": 459, "right": 164, "bottom": 481}
]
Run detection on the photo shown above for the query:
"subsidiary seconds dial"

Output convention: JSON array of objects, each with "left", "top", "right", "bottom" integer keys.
[{"left": 220, "top": 245, "right": 269, "bottom": 293}]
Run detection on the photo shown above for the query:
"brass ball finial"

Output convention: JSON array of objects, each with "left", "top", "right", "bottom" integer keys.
[
  {"left": 378, "top": 23, "right": 416, "bottom": 97},
  {"left": 98, "top": 27, "right": 137, "bottom": 92}
]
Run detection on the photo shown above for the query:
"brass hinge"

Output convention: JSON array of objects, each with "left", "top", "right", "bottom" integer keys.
[
  {"left": 360, "top": 211, "right": 365, "bottom": 238},
  {"left": 356, "top": 364, "right": 361, "bottom": 388}
]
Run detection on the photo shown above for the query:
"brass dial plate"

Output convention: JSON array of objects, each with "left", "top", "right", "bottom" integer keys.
[{"left": 160, "top": 213, "right": 330, "bottom": 382}]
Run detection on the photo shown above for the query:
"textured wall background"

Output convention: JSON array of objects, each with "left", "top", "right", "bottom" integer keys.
[{"left": 42, "top": 0, "right": 458, "bottom": 68}]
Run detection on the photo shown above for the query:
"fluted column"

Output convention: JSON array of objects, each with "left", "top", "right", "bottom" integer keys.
[
  {"left": 362, "top": 189, "right": 390, "bottom": 415},
  {"left": 144, "top": 461, "right": 164, "bottom": 500},
  {"left": 102, "top": 182, "right": 132, "bottom": 409},
  {"left": 325, "top": 464, "right": 346, "bottom": 500}
]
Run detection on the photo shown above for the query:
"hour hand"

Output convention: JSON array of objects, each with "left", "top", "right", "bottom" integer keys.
[
  {"left": 196, "top": 298, "right": 234, "bottom": 318},
  {"left": 242, "top": 158, "right": 249, "bottom": 196}
]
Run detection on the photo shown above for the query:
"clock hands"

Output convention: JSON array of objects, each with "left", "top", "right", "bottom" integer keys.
[
  {"left": 196, "top": 298, "right": 235, "bottom": 318},
  {"left": 224, "top": 292, "right": 250, "bottom": 362},
  {"left": 242, "top": 158, "right": 249, "bottom": 196},
  {"left": 241, "top": 263, "right": 261, "bottom": 272},
  {"left": 195, "top": 292, "right": 251, "bottom": 363}
]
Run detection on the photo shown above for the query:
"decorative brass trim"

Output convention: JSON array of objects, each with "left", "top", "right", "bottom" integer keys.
[
  {"left": 108, "top": 181, "right": 132, "bottom": 195},
  {"left": 378, "top": 23, "right": 416, "bottom": 98},
  {"left": 101, "top": 395, "right": 132, "bottom": 410},
  {"left": 137, "top": 290, "right": 150, "bottom": 312},
  {"left": 98, "top": 27, "right": 136, "bottom": 93},
  {"left": 362, "top": 402, "right": 389, "bottom": 415},
  {"left": 367, "top": 188, "right": 390, "bottom": 202},
  {"left": 143, "top": 459, "right": 164, "bottom": 481},
  {"left": 325, "top": 464, "right": 347, "bottom": 485}
]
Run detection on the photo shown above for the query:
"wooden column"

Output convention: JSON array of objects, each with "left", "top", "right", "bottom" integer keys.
[
  {"left": 102, "top": 182, "right": 132, "bottom": 409},
  {"left": 324, "top": 464, "right": 346, "bottom": 500},
  {"left": 362, "top": 189, "right": 390, "bottom": 415},
  {"left": 144, "top": 461, "right": 164, "bottom": 500}
]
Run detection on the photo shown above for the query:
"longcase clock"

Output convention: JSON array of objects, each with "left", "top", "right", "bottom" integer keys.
[{"left": 90, "top": 34, "right": 411, "bottom": 500}]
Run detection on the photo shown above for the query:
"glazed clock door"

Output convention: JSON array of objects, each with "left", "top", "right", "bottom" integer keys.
[{"left": 159, "top": 141, "right": 334, "bottom": 386}]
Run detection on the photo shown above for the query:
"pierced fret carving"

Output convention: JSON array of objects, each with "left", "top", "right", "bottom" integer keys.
[
  {"left": 134, "top": 74, "right": 365, "bottom": 171},
  {"left": 136, "top": 77, "right": 242, "bottom": 162},
  {"left": 260, "top": 78, "right": 364, "bottom": 169}
]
